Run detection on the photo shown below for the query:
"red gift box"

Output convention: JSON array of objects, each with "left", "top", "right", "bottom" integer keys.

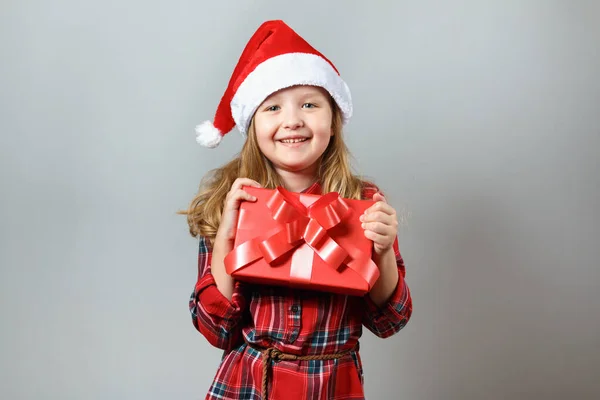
[{"left": 224, "top": 186, "right": 380, "bottom": 296}]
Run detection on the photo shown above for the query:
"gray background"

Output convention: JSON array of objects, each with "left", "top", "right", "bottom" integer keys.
[{"left": 1, "top": 0, "right": 599, "bottom": 399}]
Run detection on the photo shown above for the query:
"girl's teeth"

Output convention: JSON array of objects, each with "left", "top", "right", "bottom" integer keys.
[{"left": 281, "top": 138, "right": 308, "bottom": 143}]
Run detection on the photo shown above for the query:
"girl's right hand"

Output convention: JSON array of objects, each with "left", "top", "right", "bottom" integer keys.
[{"left": 215, "top": 178, "right": 262, "bottom": 245}]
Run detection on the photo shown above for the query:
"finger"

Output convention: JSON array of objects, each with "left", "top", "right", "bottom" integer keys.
[
  {"left": 234, "top": 189, "right": 257, "bottom": 202},
  {"left": 363, "top": 229, "right": 393, "bottom": 245},
  {"left": 362, "top": 221, "right": 396, "bottom": 236},
  {"left": 372, "top": 192, "right": 387, "bottom": 203},
  {"left": 231, "top": 178, "right": 262, "bottom": 192},
  {"left": 364, "top": 201, "right": 395, "bottom": 216},
  {"left": 360, "top": 210, "right": 397, "bottom": 226},
  {"left": 228, "top": 179, "right": 261, "bottom": 201},
  {"left": 225, "top": 189, "right": 257, "bottom": 210}
]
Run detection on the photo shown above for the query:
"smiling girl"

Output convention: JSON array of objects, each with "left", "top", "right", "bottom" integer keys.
[{"left": 183, "top": 20, "right": 412, "bottom": 400}]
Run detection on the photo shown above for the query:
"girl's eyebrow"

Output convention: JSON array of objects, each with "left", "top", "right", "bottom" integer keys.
[
  {"left": 297, "top": 92, "right": 326, "bottom": 101},
  {"left": 261, "top": 97, "right": 279, "bottom": 105},
  {"left": 304, "top": 88, "right": 328, "bottom": 97}
]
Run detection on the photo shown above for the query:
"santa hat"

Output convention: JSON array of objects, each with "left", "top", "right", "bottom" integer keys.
[{"left": 195, "top": 20, "right": 353, "bottom": 148}]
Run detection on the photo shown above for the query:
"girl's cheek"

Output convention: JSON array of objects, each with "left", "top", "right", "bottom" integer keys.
[
  {"left": 256, "top": 120, "right": 278, "bottom": 137},
  {"left": 313, "top": 117, "right": 332, "bottom": 131}
]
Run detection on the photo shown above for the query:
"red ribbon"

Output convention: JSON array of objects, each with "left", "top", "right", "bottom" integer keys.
[{"left": 224, "top": 187, "right": 379, "bottom": 288}]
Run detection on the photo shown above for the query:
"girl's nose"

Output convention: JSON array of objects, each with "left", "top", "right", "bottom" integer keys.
[{"left": 282, "top": 109, "right": 304, "bottom": 130}]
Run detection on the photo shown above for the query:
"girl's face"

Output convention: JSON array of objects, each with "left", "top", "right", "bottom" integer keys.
[{"left": 253, "top": 85, "right": 333, "bottom": 176}]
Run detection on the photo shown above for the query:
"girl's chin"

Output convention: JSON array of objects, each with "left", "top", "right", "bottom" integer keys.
[{"left": 273, "top": 161, "right": 318, "bottom": 174}]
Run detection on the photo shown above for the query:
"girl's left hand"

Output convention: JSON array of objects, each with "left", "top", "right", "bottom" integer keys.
[{"left": 360, "top": 193, "right": 398, "bottom": 256}]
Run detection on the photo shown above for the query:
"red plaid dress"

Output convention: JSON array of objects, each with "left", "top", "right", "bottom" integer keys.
[{"left": 189, "top": 183, "right": 412, "bottom": 399}]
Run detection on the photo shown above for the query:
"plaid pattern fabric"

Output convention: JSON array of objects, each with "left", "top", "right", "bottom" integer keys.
[{"left": 189, "top": 183, "right": 412, "bottom": 399}]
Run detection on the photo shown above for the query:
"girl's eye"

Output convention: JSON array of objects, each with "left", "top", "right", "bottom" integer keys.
[
  {"left": 265, "top": 105, "right": 280, "bottom": 111},
  {"left": 303, "top": 103, "right": 316, "bottom": 109}
]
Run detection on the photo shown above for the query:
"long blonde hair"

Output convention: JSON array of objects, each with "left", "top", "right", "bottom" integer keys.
[{"left": 180, "top": 98, "right": 371, "bottom": 243}]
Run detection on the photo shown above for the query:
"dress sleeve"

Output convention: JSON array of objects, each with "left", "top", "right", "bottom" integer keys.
[
  {"left": 362, "top": 237, "right": 412, "bottom": 338},
  {"left": 360, "top": 181, "right": 413, "bottom": 338},
  {"left": 189, "top": 236, "right": 248, "bottom": 350}
]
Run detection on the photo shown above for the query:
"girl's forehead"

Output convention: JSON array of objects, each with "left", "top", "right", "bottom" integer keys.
[{"left": 264, "top": 85, "right": 329, "bottom": 101}]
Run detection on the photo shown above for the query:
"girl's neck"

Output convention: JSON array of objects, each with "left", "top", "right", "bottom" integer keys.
[{"left": 276, "top": 167, "right": 318, "bottom": 193}]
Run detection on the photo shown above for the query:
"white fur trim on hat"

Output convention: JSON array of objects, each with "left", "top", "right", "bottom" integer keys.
[
  {"left": 230, "top": 52, "right": 353, "bottom": 134},
  {"left": 195, "top": 121, "right": 224, "bottom": 148}
]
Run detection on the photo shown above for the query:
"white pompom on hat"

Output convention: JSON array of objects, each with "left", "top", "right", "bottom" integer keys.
[{"left": 195, "top": 19, "right": 353, "bottom": 148}]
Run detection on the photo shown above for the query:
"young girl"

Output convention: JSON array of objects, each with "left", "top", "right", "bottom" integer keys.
[{"left": 183, "top": 20, "right": 412, "bottom": 400}]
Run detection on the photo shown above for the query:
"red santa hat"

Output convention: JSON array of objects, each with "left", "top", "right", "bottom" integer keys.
[{"left": 195, "top": 20, "right": 353, "bottom": 148}]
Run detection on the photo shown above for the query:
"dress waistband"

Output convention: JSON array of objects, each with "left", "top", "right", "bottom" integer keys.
[{"left": 245, "top": 340, "right": 359, "bottom": 400}]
